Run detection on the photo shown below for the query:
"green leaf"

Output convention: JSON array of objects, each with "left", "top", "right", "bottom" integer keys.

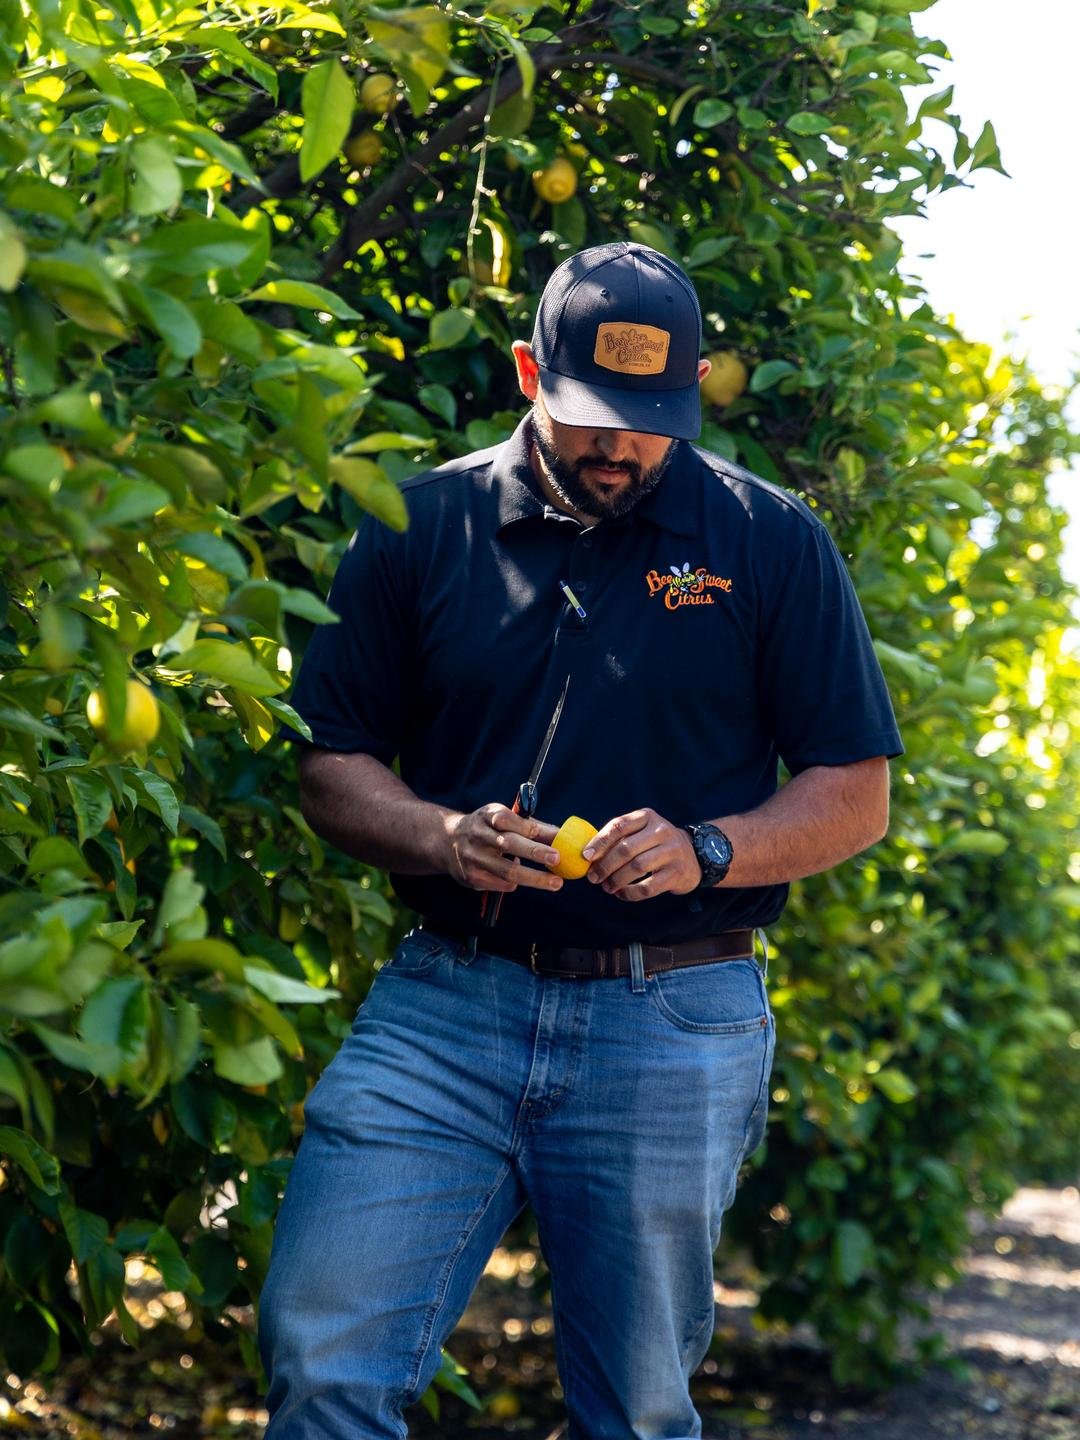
[
  {"left": 126, "top": 283, "right": 202, "bottom": 359},
  {"left": 60, "top": 1196, "right": 108, "bottom": 1264},
  {"left": 429, "top": 307, "right": 473, "bottom": 350},
  {"left": 969, "top": 119, "right": 1009, "bottom": 176},
  {"left": 786, "top": 111, "right": 831, "bottom": 136},
  {"left": 191, "top": 298, "right": 262, "bottom": 362},
  {"left": 0, "top": 1125, "right": 61, "bottom": 1194},
  {"left": 153, "top": 869, "right": 206, "bottom": 945},
  {"left": 65, "top": 771, "right": 113, "bottom": 848},
  {"left": 130, "top": 136, "right": 182, "bottom": 215},
  {"left": 193, "top": 25, "right": 279, "bottom": 98},
  {"left": 0, "top": 1298, "right": 62, "bottom": 1374},
  {"left": 170, "top": 639, "right": 286, "bottom": 697},
  {"left": 346, "top": 431, "right": 431, "bottom": 453},
  {"left": 926, "top": 475, "right": 985, "bottom": 516},
  {"left": 938, "top": 830, "right": 1008, "bottom": 858},
  {"left": 147, "top": 1225, "right": 199, "bottom": 1293},
  {"left": 693, "top": 99, "right": 734, "bottom": 127},
  {"left": 158, "top": 938, "right": 247, "bottom": 982},
  {"left": 418, "top": 384, "right": 456, "bottom": 426},
  {"left": 97, "top": 478, "right": 172, "bottom": 528},
  {"left": 26, "top": 835, "right": 91, "bottom": 878},
  {"left": 278, "top": 587, "right": 339, "bottom": 625},
  {"left": 167, "top": 121, "right": 261, "bottom": 184},
  {"left": 173, "top": 531, "right": 248, "bottom": 582},
  {"left": 873, "top": 1067, "right": 919, "bottom": 1103},
  {"left": 0, "top": 213, "right": 28, "bottom": 291},
  {"left": 247, "top": 279, "right": 361, "bottom": 320},
  {"left": 749, "top": 359, "right": 799, "bottom": 393},
  {"left": 263, "top": 696, "right": 313, "bottom": 741},
  {"left": 31, "top": 1024, "right": 120, "bottom": 1077},
  {"left": 872, "top": 640, "right": 940, "bottom": 690},
  {"left": 79, "top": 977, "right": 149, "bottom": 1080},
  {"left": 213, "top": 1035, "right": 284, "bottom": 1086},
  {"left": 178, "top": 804, "right": 227, "bottom": 860},
  {"left": 242, "top": 964, "right": 340, "bottom": 1005},
  {"left": 131, "top": 771, "right": 180, "bottom": 835},
  {"left": 685, "top": 236, "right": 736, "bottom": 270},
  {"left": 300, "top": 59, "right": 355, "bottom": 183},
  {"left": 832, "top": 1219, "right": 875, "bottom": 1286},
  {"left": 78, "top": 1244, "right": 125, "bottom": 1330},
  {"left": 328, "top": 457, "right": 408, "bottom": 530},
  {"left": 137, "top": 219, "right": 262, "bottom": 276}
]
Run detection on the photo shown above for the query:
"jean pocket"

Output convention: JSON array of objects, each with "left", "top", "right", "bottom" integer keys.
[
  {"left": 378, "top": 927, "right": 448, "bottom": 978},
  {"left": 650, "top": 959, "right": 770, "bottom": 1034}
]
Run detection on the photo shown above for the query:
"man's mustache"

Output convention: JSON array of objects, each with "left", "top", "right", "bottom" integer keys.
[{"left": 575, "top": 457, "right": 639, "bottom": 480}]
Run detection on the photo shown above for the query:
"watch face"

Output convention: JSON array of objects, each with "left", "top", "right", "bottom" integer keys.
[{"left": 703, "top": 832, "right": 731, "bottom": 865}]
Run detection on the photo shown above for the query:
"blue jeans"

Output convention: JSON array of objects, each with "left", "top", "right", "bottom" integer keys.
[{"left": 259, "top": 927, "right": 775, "bottom": 1439}]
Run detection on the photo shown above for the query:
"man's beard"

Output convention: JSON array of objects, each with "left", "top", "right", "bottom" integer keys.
[{"left": 530, "top": 404, "right": 674, "bottom": 521}]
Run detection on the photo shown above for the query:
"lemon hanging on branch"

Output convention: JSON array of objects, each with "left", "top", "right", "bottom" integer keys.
[
  {"left": 344, "top": 129, "right": 385, "bottom": 168},
  {"left": 700, "top": 351, "right": 749, "bottom": 408},
  {"left": 360, "top": 73, "right": 398, "bottom": 115},
  {"left": 532, "top": 157, "right": 578, "bottom": 204},
  {"left": 86, "top": 678, "right": 160, "bottom": 753}
]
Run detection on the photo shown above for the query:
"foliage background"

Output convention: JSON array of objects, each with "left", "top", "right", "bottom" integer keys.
[{"left": 0, "top": 0, "right": 1076, "bottom": 1408}]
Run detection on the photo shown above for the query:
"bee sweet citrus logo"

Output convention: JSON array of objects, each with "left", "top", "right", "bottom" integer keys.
[
  {"left": 593, "top": 323, "right": 670, "bottom": 375},
  {"left": 645, "top": 562, "right": 733, "bottom": 610}
]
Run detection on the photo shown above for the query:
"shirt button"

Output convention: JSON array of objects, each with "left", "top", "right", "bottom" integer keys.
[{"left": 581, "top": 535, "right": 593, "bottom": 549}]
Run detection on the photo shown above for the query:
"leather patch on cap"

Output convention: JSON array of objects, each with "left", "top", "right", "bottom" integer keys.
[{"left": 593, "top": 323, "right": 670, "bottom": 375}]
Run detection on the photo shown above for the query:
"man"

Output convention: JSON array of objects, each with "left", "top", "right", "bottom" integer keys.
[{"left": 259, "top": 241, "right": 902, "bottom": 1439}]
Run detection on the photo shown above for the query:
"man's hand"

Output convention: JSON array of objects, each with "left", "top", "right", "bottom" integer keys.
[
  {"left": 444, "top": 804, "right": 563, "bottom": 893},
  {"left": 582, "top": 808, "right": 699, "bottom": 902}
]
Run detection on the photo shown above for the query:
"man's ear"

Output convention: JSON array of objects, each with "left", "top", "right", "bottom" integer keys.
[{"left": 511, "top": 340, "right": 540, "bottom": 401}]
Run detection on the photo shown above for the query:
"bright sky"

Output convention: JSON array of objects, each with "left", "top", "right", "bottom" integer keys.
[{"left": 889, "top": 0, "right": 1080, "bottom": 593}]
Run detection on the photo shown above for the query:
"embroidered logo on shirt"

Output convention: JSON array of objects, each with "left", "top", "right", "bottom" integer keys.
[
  {"left": 645, "top": 562, "right": 733, "bottom": 610},
  {"left": 593, "top": 323, "right": 671, "bottom": 375}
]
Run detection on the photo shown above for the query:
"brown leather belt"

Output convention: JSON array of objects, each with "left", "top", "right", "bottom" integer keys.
[{"left": 419, "top": 923, "right": 755, "bottom": 980}]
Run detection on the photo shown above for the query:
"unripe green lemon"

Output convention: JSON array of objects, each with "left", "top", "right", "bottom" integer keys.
[{"left": 360, "top": 73, "right": 398, "bottom": 115}]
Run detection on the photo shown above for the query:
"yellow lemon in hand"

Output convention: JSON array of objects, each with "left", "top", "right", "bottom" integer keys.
[
  {"left": 549, "top": 816, "right": 599, "bottom": 880},
  {"left": 360, "top": 73, "right": 398, "bottom": 115},
  {"left": 86, "top": 678, "right": 160, "bottom": 752}
]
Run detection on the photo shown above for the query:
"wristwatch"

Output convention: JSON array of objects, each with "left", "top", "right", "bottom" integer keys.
[{"left": 684, "top": 822, "right": 734, "bottom": 889}]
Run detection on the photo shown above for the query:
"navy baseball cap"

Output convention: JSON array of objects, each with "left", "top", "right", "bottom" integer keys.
[{"left": 531, "top": 241, "right": 703, "bottom": 440}]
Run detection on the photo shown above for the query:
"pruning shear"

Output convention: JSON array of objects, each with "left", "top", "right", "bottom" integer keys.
[{"left": 481, "top": 673, "right": 570, "bottom": 928}]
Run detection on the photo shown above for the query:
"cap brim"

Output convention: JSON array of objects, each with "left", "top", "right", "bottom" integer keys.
[{"left": 538, "top": 367, "right": 701, "bottom": 441}]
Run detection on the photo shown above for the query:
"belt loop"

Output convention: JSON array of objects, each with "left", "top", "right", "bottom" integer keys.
[
  {"left": 459, "top": 934, "right": 478, "bottom": 967},
  {"left": 628, "top": 941, "right": 646, "bottom": 994},
  {"left": 754, "top": 927, "right": 769, "bottom": 980}
]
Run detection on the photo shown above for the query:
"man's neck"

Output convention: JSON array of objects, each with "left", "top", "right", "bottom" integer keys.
[{"left": 528, "top": 438, "right": 600, "bottom": 527}]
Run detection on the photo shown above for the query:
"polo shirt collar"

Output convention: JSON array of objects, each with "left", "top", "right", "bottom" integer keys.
[
  {"left": 492, "top": 417, "right": 699, "bottom": 539},
  {"left": 493, "top": 417, "right": 547, "bottom": 532}
]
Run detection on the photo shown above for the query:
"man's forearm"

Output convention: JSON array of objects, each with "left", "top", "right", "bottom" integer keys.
[
  {"left": 713, "top": 757, "right": 889, "bottom": 888},
  {"left": 297, "top": 749, "right": 456, "bottom": 874}
]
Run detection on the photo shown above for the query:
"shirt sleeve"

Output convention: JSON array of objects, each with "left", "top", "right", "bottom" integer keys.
[
  {"left": 756, "top": 517, "right": 903, "bottom": 775},
  {"left": 278, "top": 517, "right": 413, "bottom": 763}
]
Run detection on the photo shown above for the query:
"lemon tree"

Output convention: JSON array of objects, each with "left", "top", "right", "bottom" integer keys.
[{"left": 0, "top": 0, "right": 1077, "bottom": 1400}]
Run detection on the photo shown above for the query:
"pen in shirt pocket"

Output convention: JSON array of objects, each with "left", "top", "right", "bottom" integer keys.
[{"left": 559, "top": 579, "right": 588, "bottom": 621}]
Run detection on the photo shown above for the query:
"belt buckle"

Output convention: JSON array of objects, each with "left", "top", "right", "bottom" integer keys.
[{"left": 529, "top": 942, "right": 540, "bottom": 974}]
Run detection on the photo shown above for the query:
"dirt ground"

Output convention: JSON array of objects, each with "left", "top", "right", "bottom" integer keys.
[{"left": 1, "top": 1186, "right": 1076, "bottom": 1439}]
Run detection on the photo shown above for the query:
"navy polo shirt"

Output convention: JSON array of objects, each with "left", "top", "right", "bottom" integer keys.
[{"left": 283, "top": 416, "right": 902, "bottom": 947}]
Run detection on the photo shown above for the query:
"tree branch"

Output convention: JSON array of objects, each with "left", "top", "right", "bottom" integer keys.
[{"left": 315, "top": 41, "right": 571, "bottom": 282}]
